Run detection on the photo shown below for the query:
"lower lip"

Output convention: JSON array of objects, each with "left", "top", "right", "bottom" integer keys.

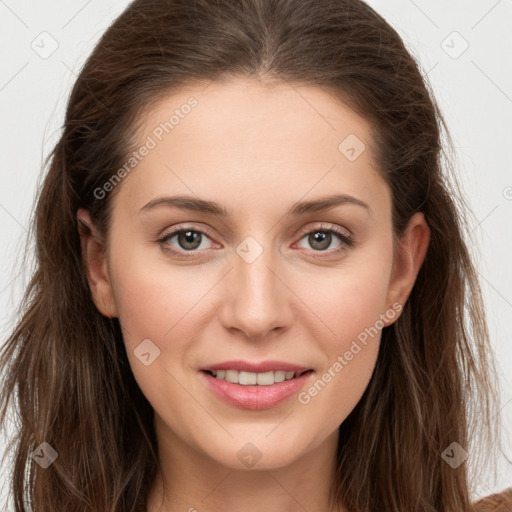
[{"left": 200, "top": 370, "right": 314, "bottom": 410}]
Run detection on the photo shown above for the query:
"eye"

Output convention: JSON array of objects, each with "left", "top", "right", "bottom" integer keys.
[
  {"left": 157, "top": 225, "right": 216, "bottom": 258},
  {"left": 157, "top": 223, "right": 354, "bottom": 259},
  {"left": 295, "top": 223, "right": 354, "bottom": 256}
]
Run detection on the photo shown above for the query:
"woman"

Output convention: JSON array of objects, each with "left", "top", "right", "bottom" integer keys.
[{"left": 1, "top": 0, "right": 510, "bottom": 510}]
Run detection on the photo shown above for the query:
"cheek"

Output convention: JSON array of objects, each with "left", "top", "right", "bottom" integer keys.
[
  {"left": 110, "top": 253, "right": 208, "bottom": 406},
  {"left": 296, "top": 242, "right": 393, "bottom": 349},
  {"left": 295, "top": 268, "right": 390, "bottom": 425},
  {"left": 109, "top": 246, "right": 210, "bottom": 359},
  {"left": 291, "top": 237, "right": 393, "bottom": 416},
  {"left": 297, "top": 270, "right": 386, "bottom": 391}
]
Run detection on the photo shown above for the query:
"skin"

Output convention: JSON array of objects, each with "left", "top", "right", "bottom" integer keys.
[{"left": 77, "top": 77, "right": 430, "bottom": 512}]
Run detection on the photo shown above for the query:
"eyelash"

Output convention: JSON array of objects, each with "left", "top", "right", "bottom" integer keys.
[{"left": 157, "top": 223, "right": 354, "bottom": 260}]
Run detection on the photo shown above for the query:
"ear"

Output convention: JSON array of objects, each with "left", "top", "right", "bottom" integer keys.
[
  {"left": 77, "top": 208, "right": 118, "bottom": 318},
  {"left": 383, "top": 212, "right": 430, "bottom": 326}
]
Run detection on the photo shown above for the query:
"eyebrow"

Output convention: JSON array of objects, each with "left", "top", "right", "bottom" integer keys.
[{"left": 139, "top": 193, "right": 371, "bottom": 216}]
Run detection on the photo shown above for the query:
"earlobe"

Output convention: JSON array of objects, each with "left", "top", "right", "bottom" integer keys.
[
  {"left": 76, "top": 208, "right": 118, "bottom": 318},
  {"left": 384, "top": 212, "right": 430, "bottom": 326}
]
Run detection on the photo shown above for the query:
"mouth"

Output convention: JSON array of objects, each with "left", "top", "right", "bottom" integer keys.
[
  {"left": 201, "top": 368, "right": 313, "bottom": 386},
  {"left": 199, "top": 365, "right": 315, "bottom": 410}
]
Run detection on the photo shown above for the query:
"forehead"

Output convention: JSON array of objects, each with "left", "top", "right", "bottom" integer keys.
[
  {"left": 112, "top": 77, "right": 389, "bottom": 220},
  {"left": 138, "top": 77, "right": 375, "bottom": 160}
]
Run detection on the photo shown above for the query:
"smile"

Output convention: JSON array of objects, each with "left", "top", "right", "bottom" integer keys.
[
  {"left": 200, "top": 369, "right": 315, "bottom": 410},
  {"left": 205, "top": 369, "right": 311, "bottom": 386}
]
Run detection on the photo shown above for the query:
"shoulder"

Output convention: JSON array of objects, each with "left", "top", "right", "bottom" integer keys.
[{"left": 474, "top": 487, "right": 512, "bottom": 511}]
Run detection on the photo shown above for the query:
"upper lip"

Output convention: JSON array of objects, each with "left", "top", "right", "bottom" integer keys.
[{"left": 200, "top": 360, "right": 312, "bottom": 374}]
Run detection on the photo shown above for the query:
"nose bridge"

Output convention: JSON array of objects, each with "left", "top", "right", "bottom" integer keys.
[{"left": 220, "top": 234, "right": 292, "bottom": 339}]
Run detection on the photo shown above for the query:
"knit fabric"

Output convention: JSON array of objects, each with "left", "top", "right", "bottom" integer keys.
[{"left": 474, "top": 487, "right": 512, "bottom": 511}]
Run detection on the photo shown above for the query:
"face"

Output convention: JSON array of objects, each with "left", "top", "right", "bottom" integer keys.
[{"left": 79, "top": 77, "right": 429, "bottom": 472}]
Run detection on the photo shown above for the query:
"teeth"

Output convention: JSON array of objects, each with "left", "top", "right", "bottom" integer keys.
[
  {"left": 209, "top": 369, "right": 301, "bottom": 385},
  {"left": 225, "top": 370, "right": 239, "bottom": 383},
  {"left": 274, "top": 370, "right": 285, "bottom": 383}
]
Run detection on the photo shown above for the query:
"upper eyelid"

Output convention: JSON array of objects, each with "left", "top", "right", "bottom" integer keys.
[
  {"left": 298, "top": 223, "right": 351, "bottom": 237},
  {"left": 159, "top": 224, "right": 217, "bottom": 242}
]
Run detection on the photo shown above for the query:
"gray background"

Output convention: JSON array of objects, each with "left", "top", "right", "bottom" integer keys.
[{"left": 1, "top": 0, "right": 511, "bottom": 508}]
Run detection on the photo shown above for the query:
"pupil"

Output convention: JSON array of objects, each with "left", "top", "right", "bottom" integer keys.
[
  {"left": 179, "top": 230, "right": 201, "bottom": 250},
  {"left": 310, "top": 231, "right": 330, "bottom": 250}
]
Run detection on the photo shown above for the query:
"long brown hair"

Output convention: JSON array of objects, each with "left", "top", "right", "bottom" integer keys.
[{"left": 0, "top": 0, "right": 503, "bottom": 510}]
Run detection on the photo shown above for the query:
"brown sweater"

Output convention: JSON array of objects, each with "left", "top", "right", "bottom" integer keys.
[{"left": 474, "top": 488, "right": 512, "bottom": 511}]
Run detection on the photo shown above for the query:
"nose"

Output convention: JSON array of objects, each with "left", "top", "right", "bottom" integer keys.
[{"left": 218, "top": 244, "right": 294, "bottom": 342}]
